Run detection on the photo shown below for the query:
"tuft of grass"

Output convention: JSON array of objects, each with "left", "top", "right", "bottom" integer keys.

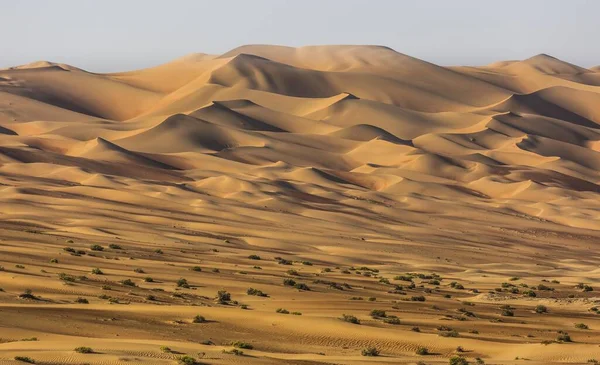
[
  {"left": 90, "top": 244, "right": 104, "bottom": 251},
  {"left": 91, "top": 268, "right": 103, "bottom": 275},
  {"left": 159, "top": 346, "right": 172, "bottom": 353},
  {"left": 121, "top": 279, "right": 136, "bottom": 287},
  {"left": 190, "top": 266, "right": 202, "bottom": 272}
]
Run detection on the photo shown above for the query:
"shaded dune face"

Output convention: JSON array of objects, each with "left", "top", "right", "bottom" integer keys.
[{"left": 1, "top": 46, "right": 600, "bottom": 365}]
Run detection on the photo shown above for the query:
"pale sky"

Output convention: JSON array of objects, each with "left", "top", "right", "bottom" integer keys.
[{"left": 2, "top": 0, "right": 598, "bottom": 72}]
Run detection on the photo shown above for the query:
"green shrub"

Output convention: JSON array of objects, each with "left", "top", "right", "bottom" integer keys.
[
  {"left": 248, "top": 255, "right": 261, "bottom": 260},
  {"left": 361, "top": 346, "right": 379, "bottom": 356},
  {"left": 190, "top": 266, "right": 202, "bottom": 272},
  {"left": 575, "top": 323, "right": 589, "bottom": 329},
  {"left": 283, "top": 278, "right": 296, "bottom": 286},
  {"left": 14, "top": 357, "right": 35, "bottom": 363},
  {"left": 133, "top": 268, "right": 145, "bottom": 273},
  {"left": 159, "top": 346, "right": 172, "bottom": 353},
  {"left": 90, "top": 245, "right": 104, "bottom": 251},
  {"left": 58, "top": 272, "right": 76, "bottom": 282},
  {"left": 217, "top": 290, "right": 231, "bottom": 303},
  {"left": 176, "top": 278, "right": 189, "bottom": 288},
  {"left": 49, "top": 259, "right": 58, "bottom": 263},
  {"left": 370, "top": 309, "right": 386, "bottom": 318},
  {"left": 276, "top": 308, "right": 289, "bottom": 314},
  {"left": 383, "top": 317, "right": 400, "bottom": 325},
  {"left": 144, "top": 277, "right": 154, "bottom": 282},
  {"left": 535, "top": 305, "right": 547, "bottom": 313},
  {"left": 230, "top": 341, "right": 253, "bottom": 349},
  {"left": 109, "top": 244, "right": 122, "bottom": 249},
  {"left": 294, "top": 283, "right": 310, "bottom": 291},
  {"left": 75, "top": 297, "right": 89, "bottom": 304},
  {"left": 91, "top": 268, "right": 103, "bottom": 275},
  {"left": 341, "top": 314, "right": 360, "bottom": 324},
  {"left": 121, "top": 279, "right": 136, "bottom": 287},
  {"left": 247, "top": 288, "right": 267, "bottom": 297},
  {"left": 192, "top": 315, "right": 206, "bottom": 323},
  {"left": 74, "top": 346, "right": 94, "bottom": 353},
  {"left": 557, "top": 332, "right": 572, "bottom": 342},
  {"left": 416, "top": 347, "right": 429, "bottom": 355},
  {"left": 291, "top": 311, "right": 302, "bottom": 315},
  {"left": 287, "top": 269, "right": 299, "bottom": 276},
  {"left": 176, "top": 355, "right": 197, "bottom": 365},
  {"left": 501, "top": 308, "right": 514, "bottom": 317},
  {"left": 449, "top": 356, "right": 469, "bottom": 365},
  {"left": 154, "top": 249, "right": 163, "bottom": 254}
]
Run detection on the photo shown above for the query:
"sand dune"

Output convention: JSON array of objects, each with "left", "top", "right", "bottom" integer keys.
[{"left": 1, "top": 45, "right": 600, "bottom": 365}]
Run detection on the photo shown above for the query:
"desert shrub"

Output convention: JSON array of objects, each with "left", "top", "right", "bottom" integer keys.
[
  {"left": 211, "top": 268, "right": 220, "bottom": 273},
  {"left": 361, "top": 346, "right": 379, "bottom": 356},
  {"left": 368, "top": 297, "right": 376, "bottom": 302},
  {"left": 276, "top": 308, "right": 289, "bottom": 314},
  {"left": 176, "top": 356, "right": 197, "bottom": 365},
  {"left": 501, "top": 308, "right": 514, "bottom": 317},
  {"left": 412, "top": 326, "right": 421, "bottom": 332},
  {"left": 63, "top": 247, "right": 76, "bottom": 253},
  {"left": 248, "top": 254, "right": 261, "bottom": 260},
  {"left": 101, "top": 285, "right": 111, "bottom": 290},
  {"left": 379, "top": 278, "right": 390, "bottom": 284},
  {"left": 277, "top": 258, "right": 292, "bottom": 265},
  {"left": 294, "top": 283, "right": 310, "bottom": 291},
  {"left": 145, "top": 295, "right": 156, "bottom": 301},
  {"left": 75, "top": 297, "right": 89, "bottom": 304},
  {"left": 176, "top": 278, "right": 190, "bottom": 288},
  {"left": 160, "top": 346, "right": 172, "bottom": 353},
  {"left": 476, "top": 358, "right": 485, "bottom": 364},
  {"left": 192, "top": 315, "right": 206, "bottom": 323},
  {"left": 190, "top": 266, "right": 202, "bottom": 272},
  {"left": 109, "top": 244, "right": 122, "bottom": 249},
  {"left": 557, "top": 332, "right": 572, "bottom": 342},
  {"left": 20, "top": 338, "right": 38, "bottom": 341},
  {"left": 291, "top": 311, "right": 302, "bottom": 315},
  {"left": 395, "top": 275, "right": 413, "bottom": 282},
  {"left": 144, "top": 277, "right": 154, "bottom": 282},
  {"left": 370, "top": 309, "right": 386, "bottom": 318},
  {"left": 58, "top": 272, "right": 76, "bottom": 282},
  {"left": 523, "top": 290, "right": 536, "bottom": 297},
  {"left": 575, "top": 323, "right": 589, "bottom": 329},
  {"left": 49, "top": 259, "right": 58, "bottom": 263},
  {"left": 509, "top": 277, "right": 520, "bottom": 281},
  {"left": 154, "top": 249, "right": 163, "bottom": 254},
  {"left": 74, "top": 346, "right": 94, "bottom": 353},
  {"left": 341, "top": 314, "right": 360, "bottom": 324},
  {"left": 247, "top": 288, "right": 267, "bottom": 297},
  {"left": 230, "top": 341, "right": 253, "bottom": 349},
  {"left": 14, "top": 357, "right": 35, "bottom": 363},
  {"left": 583, "top": 285, "right": 594, "bottom": 292},
  {"left": 91, "top": 268, "right": 103, "bottom": 275},
  {"left": 439, "top": 330, "right": 460, "bottom": 337},
  {"left": 384, "top": 317, "right": 400, "bottom": 325},
  {"left": 301, "top": 261, "right": 313, "bottom": 266},
  {"left": 121, "top": 279, "right": 136, "bottom": 287},
  {"left": 535, "top": 305, "right": 547, "bottom": 313},
  {"left": 287, "top": 269, "right": 299, "bottom": 276},
  {"left": 411, "top": 295, "right": 426, "bottom": 302},
  {"left": 90, "top": 244, "right": 104, "bottom": 251},
  {"left": 449, "top": 356, "right": 469, "bottom": 365},
  {"left": 416, "top": 347, "right": 429, "bottom": 355},
  {"left": 283, "top": 278, "right": 296, "bottom": 286},
  {"left": 217, "top": 290, "right": 231, "bottom": 303},
  {"left": 133, "top": 268, "right": 145, "bottom": 273}
]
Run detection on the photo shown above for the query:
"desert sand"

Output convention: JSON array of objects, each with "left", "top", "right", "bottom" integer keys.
[{"left": 0, "top": 45, "right": 600, "bottom": 365}]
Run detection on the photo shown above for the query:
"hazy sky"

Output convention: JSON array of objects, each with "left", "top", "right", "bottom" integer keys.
[{"left": 2, "top": 0, "right": 598, "bottom": 72}]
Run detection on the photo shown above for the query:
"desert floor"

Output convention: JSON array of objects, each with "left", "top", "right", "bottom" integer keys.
[{"left": 1, "top": 45, "right": 600, "bottom": 365}]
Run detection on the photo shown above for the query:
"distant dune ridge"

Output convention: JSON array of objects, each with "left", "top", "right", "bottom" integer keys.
[
  {"left": 1, "top": 45, "right": 600, "bottom": 365},
  {"left": 1, "top": 45, "right": 598, "bottom": 229}
]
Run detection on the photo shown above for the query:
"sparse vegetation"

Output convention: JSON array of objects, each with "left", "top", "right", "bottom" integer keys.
[
  {"left": 416, "top": 347, "right": 429, "bottom": 355},
  {"left": 14, "top": 356, "right": 35, "bottom": 363},
  {"left": 341, "top": 314, "right": 360, "bottom": 324},
  {"left": 361, "top": 346, "right": 379, "bottom": 356},
  {"left": 449, "top": 356, "right": 469, "bottom": 365},
  {"left": 176, "top": 355, "right": 197, "bottom": 365},
  {"left": 217, "top": 290, "right": 231, "bottom": 303},
  {"left": 192, "top": 315, "right": 206, "bottom": 323},
  {"left": 74, "top": 346, "right": 94, "bottom": 353},
  {"left": 90, "top": 244, "right": 104, "bottom": 251},
  {"left": 247, "top": 287, "right": 267, "bottom": 297},
  {"left": 91, "top": 268, "right": 103, "bottom": 275}
]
